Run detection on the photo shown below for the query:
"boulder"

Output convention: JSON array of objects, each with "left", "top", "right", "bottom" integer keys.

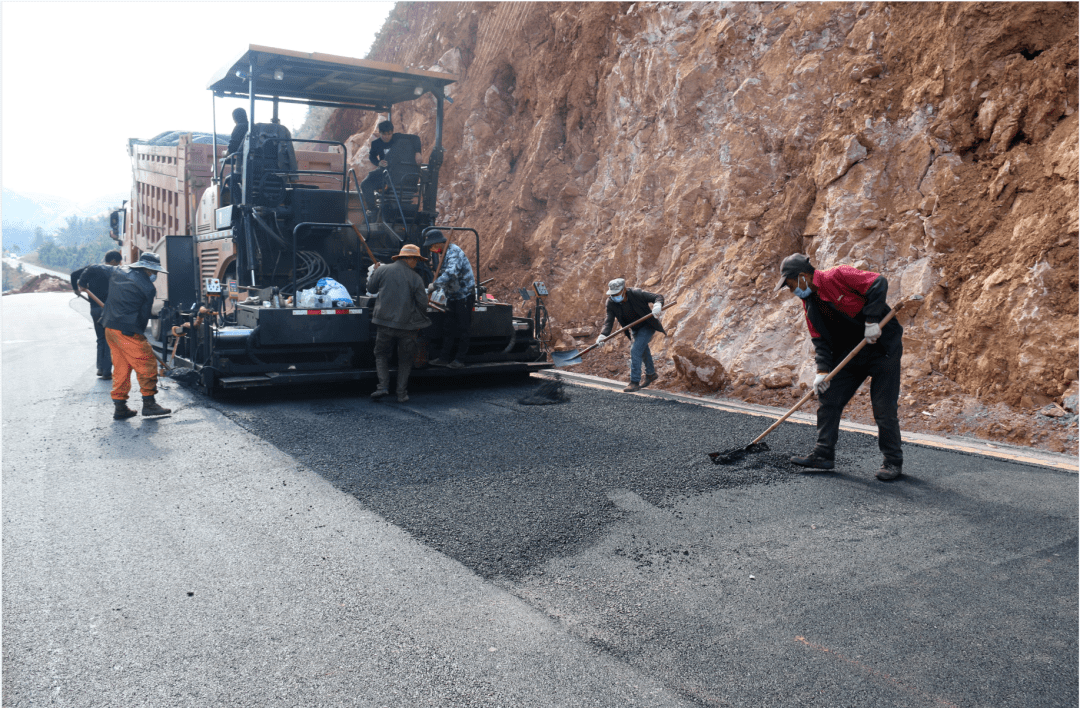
[{"left": 671, "top": 343, "right": 727, "bottom": 391}]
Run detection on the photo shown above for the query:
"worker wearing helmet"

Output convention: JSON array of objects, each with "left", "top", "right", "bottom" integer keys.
[{"left": 100, "top": 253, "right": 171, "bottom": 419}]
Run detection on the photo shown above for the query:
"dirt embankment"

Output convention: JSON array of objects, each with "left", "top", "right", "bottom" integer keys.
[
  {"left": 2, "top": 261, "right": 70, "bottom": 295},
  {"left": 327, "top": 2, "right": 1078, "bottom": 455}
]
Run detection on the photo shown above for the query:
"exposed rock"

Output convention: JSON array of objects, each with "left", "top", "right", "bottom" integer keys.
[
  {"left": 1062, "top": 380, "right": 1080, "bottom": 414},
  {"left": 333, "top": 2, "right": 1078, "bottom": 450},
  {"left": 671, "top": 343, "right": 727, "bottom": 391},
  {"left": 761, "top": 372, "right": 793, "bottom": 390}
]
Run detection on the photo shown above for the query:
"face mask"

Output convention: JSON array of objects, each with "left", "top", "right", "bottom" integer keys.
[
  {"left": 148, "top": 272, "right": 157, "bottom": 282},
  {"left": 611, "top": 294, "right": 624, "bottom": 303},
  {"left": 793, "top": 275, "right": 811, "bottom": 299}
]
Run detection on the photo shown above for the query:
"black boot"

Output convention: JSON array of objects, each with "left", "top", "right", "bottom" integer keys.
[
  {"left": 141, "top": 395, "right": 172, "bottom": 417},
  {"left": 113, "top": 399, "right": 137, "bottom": 420}
]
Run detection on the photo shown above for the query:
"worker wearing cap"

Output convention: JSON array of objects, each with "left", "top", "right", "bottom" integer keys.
[
  {"left": 424, "top": 230, "right": 476, "bottom": 369},
  {"left": 595, "top": 278, "right": 665, "bottom": 392},
  {"left": 100, "top": 253, "right": 171, "bottom": 419},
  {"left": 71, "top": 249, "right": 122, "bottom": 378},
  {"left": 366, "top": 243, "right": 432, "bottom": 402},
  {"left": 775, "top": 254, "right": 904, "bottom": 481}
]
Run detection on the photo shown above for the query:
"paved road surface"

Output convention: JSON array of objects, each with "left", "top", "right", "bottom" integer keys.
[
  {"left": 3, "top": 256, "right": 69, "bottom": 279},
  {"left": 4, "top": 293, "right": 1076, "bottom": 707}
]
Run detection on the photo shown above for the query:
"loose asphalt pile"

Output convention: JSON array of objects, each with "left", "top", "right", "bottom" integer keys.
[{"left": 213, "top": 375, "right": 889, "bottom": 581}]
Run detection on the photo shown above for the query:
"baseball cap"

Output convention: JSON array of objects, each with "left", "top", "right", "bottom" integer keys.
[
  {"left": 773, "top": 254, "right": 812, "bottom": 292},
  {"left": 606, "top": 278, "right": 626, "bottom": 296}
]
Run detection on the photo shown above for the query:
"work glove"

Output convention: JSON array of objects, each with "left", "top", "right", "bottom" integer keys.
[
  {"left": 813, "top": 373, "right": 830, "bottom": 396},
  {"left": 595, "top": 334, "right": 608, "bottom": 346},
  {"left": 426, "top": 282, "right": 436, "bottom": 294},
  {"left": 864, "top": 321, "right": 881, "bottom": 343},
  {"left": 652, "top": 301, "right": 663, "bottom": 318}
]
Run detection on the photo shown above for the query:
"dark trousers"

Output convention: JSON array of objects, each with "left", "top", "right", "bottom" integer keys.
[
  {"left": 439, "top": 294, "right": 474, "bottom": 362},
  {"left": 360, "top": 169, "right": 385, "bottom": 212},
  {"left": 374, "top": 326, "right": 419, "bottom": 395},
  {"left": 91, "top": 305, "right": 112, "bottom": 375},
  {"left": 815, "top": 346, "right": 903, "bottom": 466}
]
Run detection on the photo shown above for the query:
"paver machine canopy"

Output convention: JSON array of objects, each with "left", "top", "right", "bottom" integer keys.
[{"left": 207, "top": 45, "right": 459, "bottom": 293}]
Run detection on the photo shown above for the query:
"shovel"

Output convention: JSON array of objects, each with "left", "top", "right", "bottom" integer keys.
[
  {"left": 708, "top": 300, "right": 907, "bottom": 464},
  {"left": 552, "top": 300, "right": 677, "bottom": 367}
]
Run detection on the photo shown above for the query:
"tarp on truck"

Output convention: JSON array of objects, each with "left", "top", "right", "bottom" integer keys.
[{"left": 132, "top": 131, "right": 231, "bottom": 147}]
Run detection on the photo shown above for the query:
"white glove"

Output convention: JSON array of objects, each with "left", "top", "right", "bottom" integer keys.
[
  {"left": 864, "top": 322, "right": 881, "bottom": 343},
  {"left": 813, "top": 373, "right": 830, "bottom": 396},
  {"left": 652, "top": 301, "right": 663, "bottom": 318},
  {"left": 426, "top": 282, "right": 436, "bottom": 294},
  {"left": 595, "top": 334, "right": 608, "bottom": 346}
]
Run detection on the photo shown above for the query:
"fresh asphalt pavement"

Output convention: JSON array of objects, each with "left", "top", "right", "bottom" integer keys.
[{"left": 4, "top": 294, "right": 1077, "bottom": 707}]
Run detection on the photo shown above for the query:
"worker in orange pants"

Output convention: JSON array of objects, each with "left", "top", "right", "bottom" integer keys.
[
  {"left": 104, "top": 328, "right": 160, "bottom": 401},
  {"left": 100, "top": 253, "right": 171, "bottom": 419}
]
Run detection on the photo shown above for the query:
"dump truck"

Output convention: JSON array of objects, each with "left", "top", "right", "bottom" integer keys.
[{"left": 115, "top": 45, "right": 552, "bottom": 395}]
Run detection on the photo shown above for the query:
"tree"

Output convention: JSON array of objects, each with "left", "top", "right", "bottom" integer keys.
[{"left": 31, "top": 227, "right": 47, "bottom": 251}]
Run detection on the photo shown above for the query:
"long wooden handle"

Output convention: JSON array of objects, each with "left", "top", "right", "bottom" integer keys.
[
  {"left": 80, "top": 289, "right": 105, "bottom": 308},
  {"left": 432, "top": 239, "right": 453, "bottom": 282},
  {"left": 347, "top": 222, "right": 380, "bottom": 266},
  {"left": 577, "top": 300, "right": 678, "bottom": 358},
  {"left": 748, "top": 301, "right": 906, "bottom": 446}
]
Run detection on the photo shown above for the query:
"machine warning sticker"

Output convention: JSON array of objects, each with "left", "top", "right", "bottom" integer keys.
[{"left": 292, "top": 309, "right": 364, "bottom": 316}]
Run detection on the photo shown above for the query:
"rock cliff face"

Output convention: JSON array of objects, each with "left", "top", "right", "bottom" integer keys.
[{"left": 325, "top": 2, "right": 1078, "bottom": 449}]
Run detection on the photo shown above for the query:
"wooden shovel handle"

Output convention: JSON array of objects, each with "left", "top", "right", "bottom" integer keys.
[
  {"left": 748, "top": 301, "right": 906, "bottom": 446},
  {"left": 79, "top": 289, "right": 105, "bottom": 308},
  {"left": 577, "top": 299, "right": 678, "bottom": 359},
  {"left": 347, "top": 222, "right": 381, "bottom": 267}
]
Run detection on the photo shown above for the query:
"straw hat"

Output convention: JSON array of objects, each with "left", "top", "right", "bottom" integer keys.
[{"left": 392, "top": 244, "right": 423, "bottom": 260}]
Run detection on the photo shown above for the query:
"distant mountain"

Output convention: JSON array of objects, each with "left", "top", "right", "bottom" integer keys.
[{"left": 2, "top": 188, "right": 127, "bottom": 251}]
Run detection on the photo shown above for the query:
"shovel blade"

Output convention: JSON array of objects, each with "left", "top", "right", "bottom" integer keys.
[
  {"left": 551, "top": 349, "right": 583, "bottom": 367},
  {"left": 708, "top": 441, "right": 770, "bottom": 465}
]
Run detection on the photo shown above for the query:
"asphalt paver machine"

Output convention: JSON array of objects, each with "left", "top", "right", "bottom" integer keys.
[{"left": 139, "top": 46, "right": 550, "bottom": 394}]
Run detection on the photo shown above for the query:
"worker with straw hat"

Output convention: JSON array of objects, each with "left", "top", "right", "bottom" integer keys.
[{"left": 366, "top": 243, "right": 432, "bottom": 403}]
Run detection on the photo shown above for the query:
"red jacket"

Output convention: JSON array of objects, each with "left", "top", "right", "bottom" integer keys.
[{"left": 802, "top": 265, "right": 901, "bottom": 370}]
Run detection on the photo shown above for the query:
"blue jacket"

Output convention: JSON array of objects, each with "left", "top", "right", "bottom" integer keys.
[{"left": 433, "top": 244, "right": 476, "bottom": 301}]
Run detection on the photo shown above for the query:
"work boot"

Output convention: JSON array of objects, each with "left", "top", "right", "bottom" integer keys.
[
  {"left": 642, "top": 372, "right": 659, "bottom": 388},
  {"left": 113, "top": 399, "right": 137, "bottom": 420},
  {"left": 141, "top": 396, "right": 171, "bottom": 417},
  {"left": 876, "top": 462, "right": 903, "bottom": 481},
  {"left": 790, "top": 452, "right": 835, "bottom": 470},
  {"left": 447, "top": 360, "right": 464, "bottom": 369},
  {"left": 372, "top": 358, "right": 391, "bottom": 399},
  {"left": 396, "top": 392, "right": 409, "bottom": 403},
  {"left": 623, "top": 381, "right": 642, "bottom": 393},
  {"left": 99, "top": 371, "right": 112, "bottom": 379},
  {"left": 428, "top": 358, "right": 449, "bottom": 367}
]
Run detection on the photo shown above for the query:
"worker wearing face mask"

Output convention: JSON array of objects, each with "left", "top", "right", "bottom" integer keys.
[
  {"left": 595, "top": 277, "right": 665, "bottom": 392},
  {"left": 100, "top": 253, "right": 171, "bottom": 419},
  {"left": 774, "top": 254, "right": 904, "bottom": 481}
]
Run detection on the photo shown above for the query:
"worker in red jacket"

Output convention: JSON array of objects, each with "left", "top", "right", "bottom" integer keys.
[{"left": 774, "top": 254, "right": 904, "bottom": 481}]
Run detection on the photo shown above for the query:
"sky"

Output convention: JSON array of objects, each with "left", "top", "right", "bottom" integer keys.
[{"left": 1, "top": 1, "right": 394, "bottom": 205}]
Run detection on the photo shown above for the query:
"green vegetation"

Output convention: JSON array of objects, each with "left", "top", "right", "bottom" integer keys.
[{"left": 32, "top": 214, "right": 119, "bottom": 272}]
